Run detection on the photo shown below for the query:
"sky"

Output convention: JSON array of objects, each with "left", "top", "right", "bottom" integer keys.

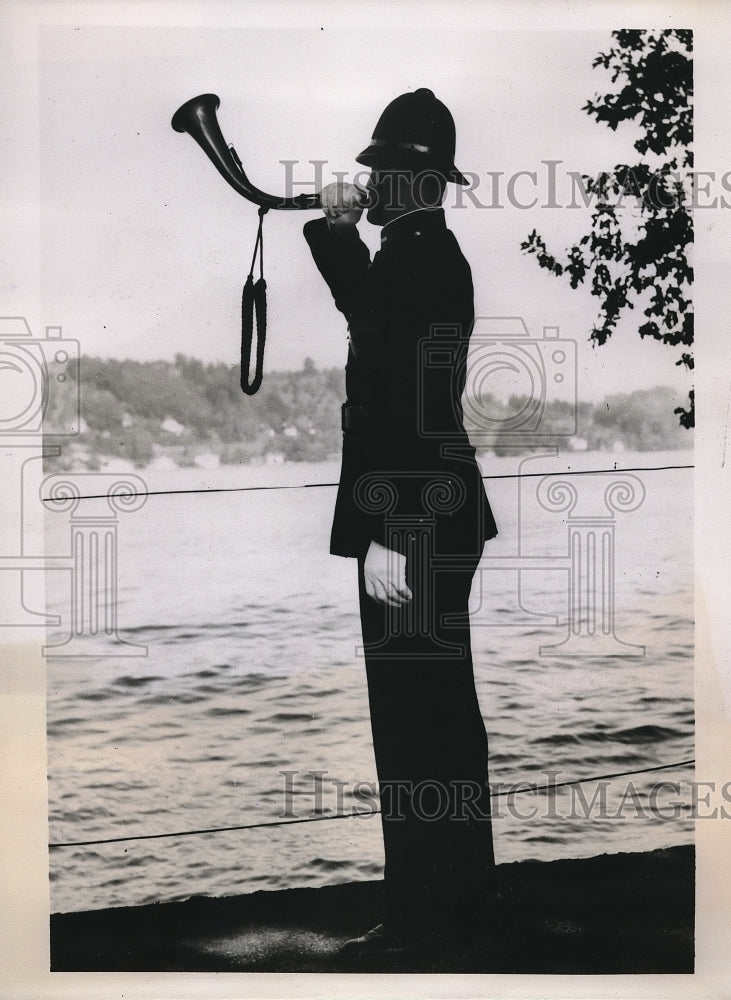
[{"left": 34, "top": 19, "right": 694, "bottom": 405}]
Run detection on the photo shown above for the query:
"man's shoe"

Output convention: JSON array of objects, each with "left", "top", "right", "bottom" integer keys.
[
  {"left": 339, "top": 923, "right": 404, "bottom": 957},
  {"left": 339, "top": 920, "right": 458, "bottom": 959}
]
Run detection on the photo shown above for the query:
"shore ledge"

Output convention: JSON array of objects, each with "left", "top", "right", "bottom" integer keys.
[{"left": 51, "top": 844, "right": 693, "bottom": 973}]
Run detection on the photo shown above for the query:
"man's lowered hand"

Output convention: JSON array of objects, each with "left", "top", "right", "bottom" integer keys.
[{"left": 363, "top": 540, "right": 413, "bottom": 607}]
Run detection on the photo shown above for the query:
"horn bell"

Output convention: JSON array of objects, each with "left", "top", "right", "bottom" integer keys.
[{"left": 171, "top": 93, "right": 321, "bottom": 210}]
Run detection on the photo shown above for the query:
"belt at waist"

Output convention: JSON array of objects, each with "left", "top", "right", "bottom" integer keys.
[
  {"left": 341, "top": 402, "right": 368, "bottom": 433},
  {"left": 341, "top": 403, "right": 476, "bottom": 453}
]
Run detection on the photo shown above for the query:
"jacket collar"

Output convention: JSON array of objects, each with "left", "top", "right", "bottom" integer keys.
[{"left": 380, "top": 207, "right": 446, "bottom": 247}]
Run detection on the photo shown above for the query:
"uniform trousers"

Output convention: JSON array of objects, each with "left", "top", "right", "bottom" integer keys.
[{"left": 357, "top": 539, "right": 495, "bottom": 928}]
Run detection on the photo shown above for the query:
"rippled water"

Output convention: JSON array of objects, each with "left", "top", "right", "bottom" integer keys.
[{"left": 46, "top": 451, "right": 694, "bottom": 913}]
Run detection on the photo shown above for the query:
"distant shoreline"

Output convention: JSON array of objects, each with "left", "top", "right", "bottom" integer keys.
[{"left": 42, "top": 356, "right": 693, "bottom": 474}]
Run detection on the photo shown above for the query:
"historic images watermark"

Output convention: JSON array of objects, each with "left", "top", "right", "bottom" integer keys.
[
  {"left": 278, "top": 768, "right": 717, "bottom": 824},
  {"left": 279, "top": 158, "right": 728, "bottom": 211},
  {"left": 0, "top": 316, "right": 148, "bottom": 657}
]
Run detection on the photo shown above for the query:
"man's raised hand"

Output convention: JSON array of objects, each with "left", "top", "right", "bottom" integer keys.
[{"left": 321, "top": 181, "right": 364, "bottom": 232}]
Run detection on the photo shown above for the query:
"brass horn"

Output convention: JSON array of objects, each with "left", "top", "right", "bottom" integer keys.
[{"left": 171, "top": 93, "right": 322, "bottom": 210}]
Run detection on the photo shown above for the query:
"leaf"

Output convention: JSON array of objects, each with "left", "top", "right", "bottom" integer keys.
[{"left": 520, "top": 29, "right": 693, "bottom": 430}]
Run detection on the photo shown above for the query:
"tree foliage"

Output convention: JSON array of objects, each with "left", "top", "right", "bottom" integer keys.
[{"left": 521, "top": 29, "right": 694, "bottom": 427}]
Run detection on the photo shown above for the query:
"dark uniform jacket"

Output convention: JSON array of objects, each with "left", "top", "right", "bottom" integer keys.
[{"left": 304, "top": 208, "right": 498, "bottom": 559}]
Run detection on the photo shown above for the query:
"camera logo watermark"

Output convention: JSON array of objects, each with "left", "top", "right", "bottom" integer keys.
[
  {"left": 418, "top": 317, "right": 578, "bottom": 445},
  {"left": 0, "top": 316, "right": 147, "bottom": 657},
  {"left": 0, "top": 318, "right": 79, "bottom": 436}
]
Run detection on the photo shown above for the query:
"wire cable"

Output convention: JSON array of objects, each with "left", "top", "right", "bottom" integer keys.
[
  {"left": 48, "top": 756, "right": 695, "bottom": 848},
  {"left": 41, "top": 463, "right": 693, "bottom": 504}
]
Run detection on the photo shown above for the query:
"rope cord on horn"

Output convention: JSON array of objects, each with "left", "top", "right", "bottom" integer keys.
[{"left": 241, "top": 205, "right": 268, "bottom": 395}]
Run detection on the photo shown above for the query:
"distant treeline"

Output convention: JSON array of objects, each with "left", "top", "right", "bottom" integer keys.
[{"left": 43, "top": 355, "right": 692, "bottom": 470}]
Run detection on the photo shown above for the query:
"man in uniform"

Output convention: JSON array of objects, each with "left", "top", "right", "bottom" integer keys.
[{"left": 303, "top": 88, "right": 499, "bottom": 955}]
